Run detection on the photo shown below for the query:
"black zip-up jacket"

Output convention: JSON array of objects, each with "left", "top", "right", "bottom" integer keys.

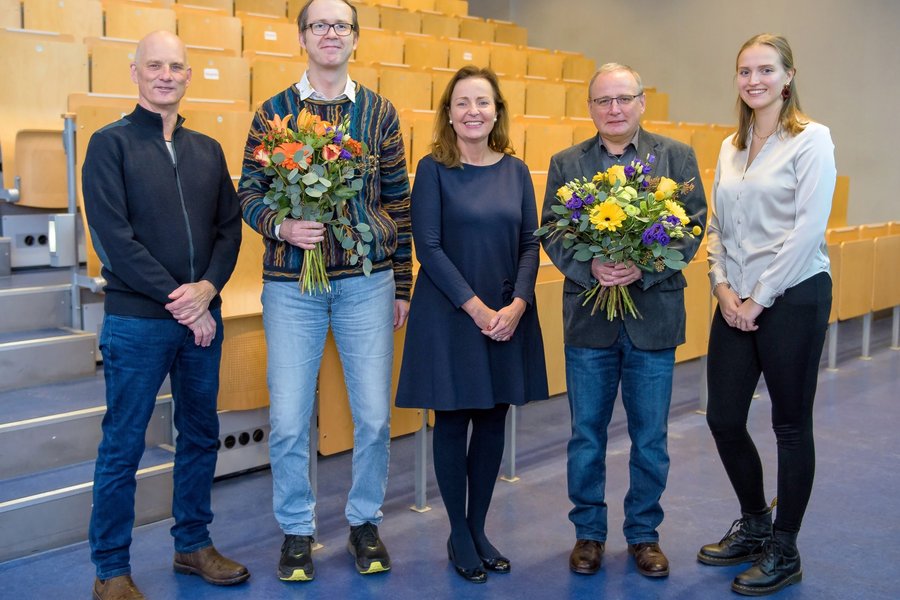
[{"left": 82, "top": 104, "right": 242, "bottom": 319}]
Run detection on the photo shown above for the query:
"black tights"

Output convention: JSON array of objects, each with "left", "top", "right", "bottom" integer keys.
[
  {"left": 432, "top": 404, "right": 510, "bottom": 569},
  {"left": 706, "top": 273, "right": 831, "bottom": 534}
]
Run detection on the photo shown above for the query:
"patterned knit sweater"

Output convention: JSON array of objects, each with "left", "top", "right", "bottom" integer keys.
[{"left": 238, "top": 84, "right": 412, "bottom": 300}]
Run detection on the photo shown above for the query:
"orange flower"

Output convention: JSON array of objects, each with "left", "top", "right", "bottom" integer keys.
[
  {"left": 345, "top": 138, "right": 362, "bottom": 157},
  {"left": 295, "top": 108, "right": 323, "bottom": 133},
  {"left": 267, "top": 113, "right": 292, "bottom": 133},
  {"left": 322, "top": 144, "right": 341, "bottom": 161},
  {"left": 275, "top": 142, "right": 307, "bottom": 169},
  {"left": 314, "top": 120, "right": 329, "bottom": 136}
]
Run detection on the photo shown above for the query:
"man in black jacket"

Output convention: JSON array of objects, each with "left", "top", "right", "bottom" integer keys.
[{"left": 82, "top": 30, "right": 246, "bottom": 600}]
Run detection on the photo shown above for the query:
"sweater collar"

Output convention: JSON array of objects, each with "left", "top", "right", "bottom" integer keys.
[{"left": 127, "top": 103, "right": 186, "bottom": 135}]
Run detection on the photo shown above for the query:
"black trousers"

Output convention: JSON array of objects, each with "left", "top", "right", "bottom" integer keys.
[{"left": 706, "top": 272, "right": 831, "bottom": 533}]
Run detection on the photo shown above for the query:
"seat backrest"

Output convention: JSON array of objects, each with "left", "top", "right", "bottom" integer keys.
[
  {"left": 402, "top": 33, "right": 448, "bottom": 69},
  {"left": 104, "top": 3, "right": 176, "bottom": 40},
  {"left": 420, "top": 12, "right": 458, "bottom": 38},
  {"left": 186, "top": 51, "right": 251, "bottom": 103},
  {"left": 446, "top": 37, "right": 488, "bottom": 69},
  {"left": 828, "top": 174, "right": 850, "bottom": 228},
  {"left": 457, "top": 15, "right": 494, "bottom": 42},
  {"left": 248, "top": 54, "right": 306, "bottom": 107},
  {"left": 491, "top": 19, "right": 526, "bottom": 45},
  {"left": 872, "top": 235, "right": 900, "bottom": 311},
  {"left": 489, "top": 42, "right": 527, "bottom": 77},
  {"left": 379, "top": 65, "right": 432, "bottom": 110},
  {"left": 23, "top": 0, "right": 102, "bottom": 40},
  {"left": 524, "top": 78, "right": 566, "bottom": 117},
  {"left": 177, "top": 8, "right": 242, "bottom": 54},
  {"left": 525, "top": 48, "right": 564, "bottom": 79},
  {"left": 826, "top": 226, "right": 859, "bottom": 244},
  {"left": 242, "top": 15, "right": 300, "bottom": 56},
  {"left": 837, "top": 238, "right": 874, "bottom": 320},
  {"left": 355, "top": 27, "right": 404, "bottom": 64},
  {"left": 379, "top": 5, "right": 421, "bottom": 34},
  {"left": 180, "top": 107, "right": 254, "bottom": 177},
  {"left": 234, "top": 0, "right": 286, "bottom": 18}
]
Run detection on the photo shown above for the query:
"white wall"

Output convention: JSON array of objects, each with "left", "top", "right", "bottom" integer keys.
[{"left": 470, "top": 0, "right": 900, "bottom": 224}]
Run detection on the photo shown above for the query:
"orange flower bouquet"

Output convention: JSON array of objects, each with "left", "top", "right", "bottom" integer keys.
[{"left": 244, "top": 110, "right": 375, "bottom": 293}]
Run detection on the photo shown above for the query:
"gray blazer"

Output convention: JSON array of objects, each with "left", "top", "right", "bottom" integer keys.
[{"left": 540, "top": 129, "right": 707, "bottom": 350}]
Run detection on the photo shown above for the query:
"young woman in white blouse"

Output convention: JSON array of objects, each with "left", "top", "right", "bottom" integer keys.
[{"left": 696, "top": 34, "right": 836, "bottom": 596}]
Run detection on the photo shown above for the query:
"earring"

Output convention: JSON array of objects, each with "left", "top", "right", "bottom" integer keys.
[
  {"left": 781, "top": 83, "right": 791, "bottom": 100},
  {"left": 448, "top": 119, "right": 453, "bottom": 124},
  {"left": 493, "top": 117, "right": 497, "bottom": 122}
]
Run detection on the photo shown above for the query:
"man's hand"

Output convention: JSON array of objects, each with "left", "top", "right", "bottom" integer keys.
[
  {"left": 280, "top": 219, "right": 326, "bottom": 250},
  {"left": 394, "top": 299, "right": 410, "bottom": 330},
  {"left": 591, "top": 260, "right": 642, "bottom": 287},
  {"left": 165, "top": 280, "right": 217, "bottom": 325},
  {"left": 188, "top": 310, "right": 217, "bottom": 347}
]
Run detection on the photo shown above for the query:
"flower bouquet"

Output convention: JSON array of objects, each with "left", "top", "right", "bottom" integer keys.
[
  {"left": 534, "top": 155, "right": 702, "bottom": 319},
  {"left": 244, "top": 110, "right": 375, "bottom": 294}
]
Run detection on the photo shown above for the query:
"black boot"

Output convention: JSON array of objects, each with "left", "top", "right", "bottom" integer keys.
[
  {"left": 697, "top": 509, "right": 772, "bottom": 566},
  {"left": 731, "top": 529, "right": 802, "bottom": 596}
]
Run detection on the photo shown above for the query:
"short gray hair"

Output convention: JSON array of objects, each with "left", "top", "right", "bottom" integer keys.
[{"left": 587, "top": 63, "right": 644, "bottom": 99}]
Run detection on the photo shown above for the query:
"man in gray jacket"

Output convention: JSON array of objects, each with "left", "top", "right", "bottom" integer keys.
[{"left": 541, "top": 63, "right": 706, "bottom": 579}]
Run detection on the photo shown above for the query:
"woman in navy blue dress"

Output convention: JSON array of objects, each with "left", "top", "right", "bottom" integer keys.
[{"left": 395, "top": 66, "right": 548, "bottom": 583}]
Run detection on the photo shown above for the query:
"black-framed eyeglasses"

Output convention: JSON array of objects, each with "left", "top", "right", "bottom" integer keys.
[
  {"left": 589, "top": 93, "right": 644, "bottom": 108},
  {"left": 305, "top": 22, "right": 355, "bottom": 36}
]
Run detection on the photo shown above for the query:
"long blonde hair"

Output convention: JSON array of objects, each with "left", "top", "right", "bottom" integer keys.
[
  {"left": 431, "top": 66, "right": 515, "bottom": 168},
  {"left": 733, "top": 34, "right": 809, "bottom": 150}
]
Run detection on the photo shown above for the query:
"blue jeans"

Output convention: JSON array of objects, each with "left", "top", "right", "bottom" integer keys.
[
  {"left": 565, "top": 325, "right": 675, "bottom": 544},
  {"left": 262, "top": 270, "right": 394, "bottom": 536},
  {"left": 90, "top": 311, "right": 223, "bottom": 579}
]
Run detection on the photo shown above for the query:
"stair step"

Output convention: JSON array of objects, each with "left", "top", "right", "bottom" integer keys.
[
  {"left": 0, "top": 327, "right": 97, "bottom": 392},
  {"left": 0, "top": 283, "right": 71, "bottom": 334},
  {"left": 0, "top": 446, "right": 175, "bottom": 563}
]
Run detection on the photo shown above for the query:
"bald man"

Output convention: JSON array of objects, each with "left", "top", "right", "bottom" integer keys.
[{"left": 82, "top": 31, "right": 246, "bottom": 600}]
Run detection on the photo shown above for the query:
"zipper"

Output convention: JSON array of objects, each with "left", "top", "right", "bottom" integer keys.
[{"left": 170, "top": 138, "right": 196, "bottom": 282}]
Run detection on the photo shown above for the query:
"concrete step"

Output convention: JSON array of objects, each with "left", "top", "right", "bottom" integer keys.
[
  {"left": 0, "top": 445, "right": 175, "bottom": 563},
  {"left": 0, "top": 327, "right": 97, "bottom": 392}
]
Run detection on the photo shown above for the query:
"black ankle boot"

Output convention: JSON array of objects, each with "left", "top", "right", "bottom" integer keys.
[
  {"left": 731, "top": 529, "right": 802, "bottom": 596},
  {"left": 697, "top": 509, "right": 772, "bottom": 566}
]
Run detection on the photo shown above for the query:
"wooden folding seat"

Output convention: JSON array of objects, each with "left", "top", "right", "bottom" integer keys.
[
  {"left": 403, "top": 33, "right": 448, "bottom": 69},
  {"left": 456, "top": 15, "right": 493, "bottom": 42},
  {"left": 859, "top": 222, "right": 891, "bottom": 240},
  {"left": 0, "top": 31, "right": 87, "bottom": 196},
  {"left": 433, "top": 0, "right": 466, "bottom": 16},
  {"left": 398, "top": 0, "right": 433, "bottom": 10},
  {"left": 176, "top": 0, "right": 232, "bottom": 13},
  {"left": 490, "top": 19, "right": 526, "bottom": 45},
  {"left": 379, "top": 65, "right": 431, "bottom": 110},
  {"left": 689, "top": 124, "right": 731, "bottom": 172},
  {"left": 23, "top": 0, "right": 102, "bottom": 41},
  {"left": 489, "top": 42, "right": 527, "bottom": 77},
  {"left": 2, "top": 0, "right": 22, "bottom": 27},
  {"left": 520, "top": 116, "right": 573, "bottom": 171},
  {"left": 104, "top": 2, "right": 176, "bottom": 40},
  {"left": 86, "top": 37, "right": 138, "bottom": 95},
  {"left": 534, "top": 264, "right": 565, "bottom": 395},
  {"left": 507, "top": 116, "right": 524, "bottom": 158},
  {"left": 177, "top": 7, "right": 242, "bottom": 53},
  {"left": 242, "top": 15, "right": 300, "bottom": 57},
  {"left": 180, "top": 106, "right": 254, "bottom": 176},
  {"left": 837, "top": 238, "right": 874, "bottom": 323},
  {"left": 379, "top": 5, "right": 420, "bottom": 34},
  {"left": 565, "top": 83, "right": 588, "bottom": 118},
  {"left": 9, "top": 130, "right": 67, "bottom": 208},
  {"left": 429, "top": 66, "right": 454, "bottom": 108},
  {"left": 353, "top": 2, "right": 380, "bottom": 28},
  {"left": 419, "top": 11, "right": 457, "bottom": 38},
  {"left": 248, "top": 53, "right": 305, "bottom": 106},
  {"left": 643, "top": 120, "right": 693, "bottom": 145},
  {"left": 446, "top": 37, "right": 488, "bottom": 69},
  {"left": 349, "top": 61, "right": 379, "bottom": 92},
  {"left": 526, "top": 48, "right": 564, "bottom": 79},
  {"left": 872, "top": 235, "right": 900, "bottom": 313},
  {"left": 498, "top": 76, "right": 525, "bottom": 116},
  {"left": 530, "top": 170, "right": 547, "bottom": 205},
  {"left": 828, "top": 175, "right": 850, "bottom": 228},
  {"left": 398, "top": 108, "right": 435, "bottom": 172},
  {"left": 675, "top": 251, "right": 711, "bottom": 363},
  {"left": 826, "top": 226, "right": 859, "bottom": 244},
  {"left": 562, "top": 52, "right": 595, "bottom": 82},
  {"left": 642, "top": 90, "right": 669, "bottom": 121},
  {"left": 700, "top": 168, "right": 715, "bottom": 207},
  {"left": 187, "top": 51, "right": 251, "bottom": 103},
  {"left": 354, "top": 27, "right": 404, "bottom": 64},
  {"left": 234, "top": 0, "right": 285, "bottom": 18},
  {"left": 565, "top": 116, "right": 595, "bottom": 144},
  {"left": 891, "top": 222, "right": 900, "bottom": 235},
  {"left": 524, "top": 78, "right": 566, "bottom": 117}
]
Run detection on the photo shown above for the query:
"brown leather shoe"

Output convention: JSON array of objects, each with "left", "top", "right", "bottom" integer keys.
[
  {"left": 173, "top": 544, "right": 250, "bottom": 586},
  {"left": 628, "top": 542, "right": 670, "bottom": 577},
  {"left": 569, "top": 539, "right": 604, "bottom": 574},
  {"left": 92, "top": 575, "right": 145, "bottom": 600}
]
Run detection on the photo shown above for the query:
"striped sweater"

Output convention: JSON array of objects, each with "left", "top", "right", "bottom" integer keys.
[{"left": 238, "top": 84, "right": 412, "bottom": 300}]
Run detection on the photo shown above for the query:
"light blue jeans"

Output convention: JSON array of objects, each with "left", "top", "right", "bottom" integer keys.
[{"left": 262, "top": 270, "right": 395, "bottom": 536}]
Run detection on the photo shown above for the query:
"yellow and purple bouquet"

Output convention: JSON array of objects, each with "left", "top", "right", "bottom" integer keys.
[
  {"left": 245, "top": 109, "right": 375, "bottom": 294},
  {"left": 535, "top": 154, "right": 702, "bottom": 319}
]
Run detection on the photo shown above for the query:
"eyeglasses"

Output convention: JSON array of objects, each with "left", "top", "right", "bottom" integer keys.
[
  {"left": 305, "top": 21, "right": 355, "bottom": 36},
  {"left": 589, "top": 93, "right": 643, "bottom": 108}
]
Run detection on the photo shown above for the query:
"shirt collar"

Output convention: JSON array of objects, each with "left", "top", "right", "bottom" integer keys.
[
  {"left": 599, "top": 129, "right": 640, "bottom": 157},
  {"left": 295, "top": 70, "right": 357, "bottom": 103}
]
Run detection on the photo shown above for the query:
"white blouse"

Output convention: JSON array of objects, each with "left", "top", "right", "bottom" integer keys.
[{"left": 707, "top": 121, "right": 836, "bottom": 307}]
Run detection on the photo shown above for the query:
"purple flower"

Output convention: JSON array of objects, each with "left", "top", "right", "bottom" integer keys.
[
  {"left": 642, "top": 164, "right": 653, "bottom": 174},
  {"left": 641, "top": 222, "right": 665, "bottom": 245},
  {"left": 647, "top": 154, "right": 656, "bottom": 164},
  {"left": 583, "top": 193, "right": 595, "bottom": 205},
  {"left": 571, "top": 209, "right": 581, "bottom": 221},
  {"left": 339, "top": 148, "right": 352, "bottom": 160},
  {"left": 333, "top": 130, "right": 343, "bottom": 143},
  {"left": 624, "top": 164, "right": 636, "bottom": 178},
  {"left": 659, "top": 233, "right": 671, "bottom": 246},
  {"left": 662, "top": 215, "right": 682, "bottom": 228},
  {"left": 641, "top": 180, "right": 650, "bottom": 188},
  {"left": 565, "top": 195, "right": 584, "bottom": 210}
]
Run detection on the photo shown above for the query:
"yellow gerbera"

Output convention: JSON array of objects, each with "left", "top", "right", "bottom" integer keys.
[
  {"left": 665, "top": 199, "right": 690, "bottom": 225},
  {"left": 589, "top": 199, "right": 627, "bottom": 232}
]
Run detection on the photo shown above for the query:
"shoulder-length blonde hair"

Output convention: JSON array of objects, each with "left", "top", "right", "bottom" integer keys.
[
  {"left": 733, "top": 34, "right": 809, "bottom": 150},
  {"left": 431, "top": 65, "right": 515, "bottom": 168}
]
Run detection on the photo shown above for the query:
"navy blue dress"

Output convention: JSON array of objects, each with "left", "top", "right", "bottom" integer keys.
[{"left": 395, "top": 154, "right": 548, "bottom": 410}]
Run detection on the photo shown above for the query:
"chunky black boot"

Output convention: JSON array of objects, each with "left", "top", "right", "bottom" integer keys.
[
  {"left": 731, "top": 529, "right": 802, "bottom": 596},
  {"left": 697, "top": 509, "right": 773, "bottom": 566}
]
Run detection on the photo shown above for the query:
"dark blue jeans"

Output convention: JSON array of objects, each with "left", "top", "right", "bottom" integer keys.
[
  {"left": 565, "top": 325, "right": 675, "bottom": 544},
  {"left": 90, "top": 311, "right": 223, "bottom": 580}
]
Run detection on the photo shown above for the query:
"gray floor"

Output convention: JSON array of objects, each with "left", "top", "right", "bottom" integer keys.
[{"left": 1, "top": 316, "right": 898, "bottom": 599}]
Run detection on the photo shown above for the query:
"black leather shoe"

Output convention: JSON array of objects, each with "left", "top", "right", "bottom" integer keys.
[
  {"left": 278, "top": 534, "right": 315, "bottom": 582},
  {"left": 348, "top": 523, "right": 391, "bottom": 574},
  {"left": 569, "top": 539, "right": 604, "bottom": 574},
  {"left": 479, "top": 553, "right": 511, "bottom": 573},
  {"left": 628, "top": 542, "right": 670, "bottom": 577},
  {"left": 698, "top": 509, "right": 772, "bottom": 566},
  {"left": 447, "top": 538, "right": 487, "bottom": 583},
  {"left": 731, "top": 531, "right": 802, "bottom": 596}
]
